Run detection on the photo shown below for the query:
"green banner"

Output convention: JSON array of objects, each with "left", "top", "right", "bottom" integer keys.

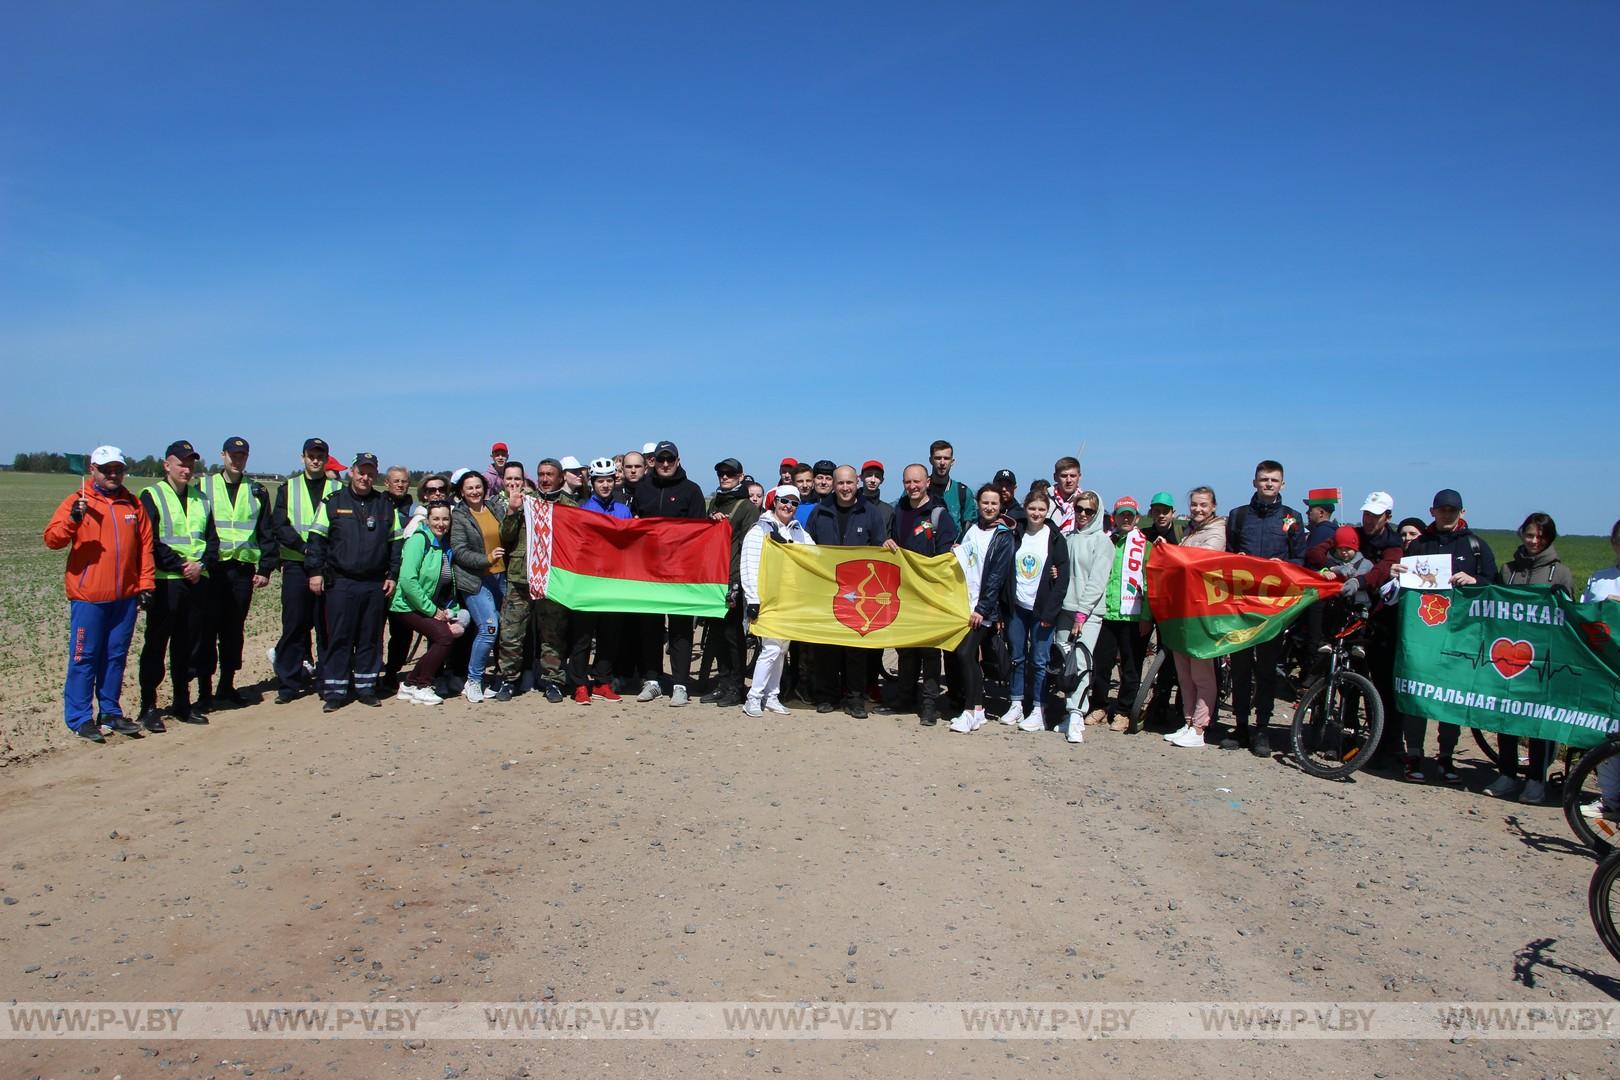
[{"left": 1394, "top": 586, "right": 1620, "bottom": 749}]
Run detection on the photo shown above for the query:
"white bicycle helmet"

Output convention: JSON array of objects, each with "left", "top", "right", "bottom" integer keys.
[{"left": 588, "top": 457, "right": 616, "bottom": 478}]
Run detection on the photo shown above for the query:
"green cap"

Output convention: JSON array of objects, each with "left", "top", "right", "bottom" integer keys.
[{"left": 1149, "top": 491, "right": 1174, "bottom": 510}]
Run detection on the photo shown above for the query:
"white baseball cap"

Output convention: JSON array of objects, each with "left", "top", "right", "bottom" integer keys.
[
  {"left": 559, "top": 455, "right": 584, "bottom": 472},
  {"left": 1360, "top": 491, "right": 1395, "bottom": 516},
  {"left": 641, "top": 442, "right": 658, "bottom": 455},
  {"left": 89, "top": 446, "right": 125, "bottom": 466},
  {"left": 773, "top": 484, "right": 801, "bottom": 502}
]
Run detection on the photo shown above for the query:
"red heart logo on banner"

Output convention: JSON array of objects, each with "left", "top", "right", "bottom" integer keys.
[{"left": 1489, "top": 638, "right": 1534, "bottom": 680}]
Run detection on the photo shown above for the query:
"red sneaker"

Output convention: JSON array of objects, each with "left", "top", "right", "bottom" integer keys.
[
  {"left": 591, "top": 682, "right": 621, "bottom": 702},
  {"left": 573, "top": 685, "right": 591, "bottom": 705}
]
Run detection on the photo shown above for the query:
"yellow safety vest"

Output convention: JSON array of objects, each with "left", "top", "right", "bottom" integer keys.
[
  {"left": 280, "top": 475, "right": 341, "bottom": 562},
  {"left": 151, "top": 481, "right": 209, "bottom": 581},
  {"left": 202, "top": 473, "right": 261, "bottom": 565}
]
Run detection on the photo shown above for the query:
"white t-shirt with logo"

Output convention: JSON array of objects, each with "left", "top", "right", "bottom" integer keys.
[{"left": 1014, "top": 530, "right": 1048, "bottom": 610}]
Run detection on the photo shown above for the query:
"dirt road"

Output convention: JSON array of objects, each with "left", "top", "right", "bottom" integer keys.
[{"left": 2, "top": 686, "right": 1616, "bottom": 1078}]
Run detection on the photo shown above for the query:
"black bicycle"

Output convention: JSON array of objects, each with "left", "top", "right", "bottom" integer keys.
[
  {"left": 1289, "top": 605, "right": 1384, "bottom": 780},
  {"left": 1563, "top": 733, "right": 1620, "bottom": 855},
  {"left": 1589, "top": 848, "right": 1620, "bottom": 965},
  {"left": 1128, "top": 636, "right": 1229, "bottom": 727}
]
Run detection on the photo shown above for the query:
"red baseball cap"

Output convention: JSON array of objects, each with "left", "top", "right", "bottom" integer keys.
[
  {"left": 1113, "top": 495, "right": 1139, "bottom": 514},
  {"left": 861, "top": 460, "right": 884, "bottom": 476},
  {"left": 779, "top": 457, "right": 797, "bottom": 469},
  {"left": 324, "top": 456, "right": 346, "bottom": 473},
  {"left": 492, "top": 442, "right": 508, "bottom": 454}
]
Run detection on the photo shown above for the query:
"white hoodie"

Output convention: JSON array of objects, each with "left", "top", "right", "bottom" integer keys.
[
  {"left": 741, "top": 514, "right": 815, "bottom": 604},
  {"left": 1062, "top": 496, "right": 1111, "bottom": 619}
]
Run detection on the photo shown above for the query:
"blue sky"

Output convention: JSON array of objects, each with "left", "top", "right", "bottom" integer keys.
[{"left": 2, "top": 2, "right": 1616, "bottom": 531}]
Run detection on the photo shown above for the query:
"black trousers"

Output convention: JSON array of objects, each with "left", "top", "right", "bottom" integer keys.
[
  {"left": 384, "top": 607, "right": 416, "bottom": 684},
  {"left": 714, "top": 603, "right": 747, "bottom": 694},
  {"left": 814, "top": 645, "right": 869, "bottom": 706},
  {"left": 952, "top": 625, "right": 992, "bottom": 710},
  {"left": 640, "top": 614, "right": 694, "bottom": 688},
  {"left": 1229, "top": 634, "right": 1287, "bottom": 731},
  {"left": 275, "top": 561, "right": 326, "bottom": 694},
  {"left": 894, "top": 648, "right": 942, "bottom": 715},
  {"left": 140, "top": 577, "right": 210, "bottom": 711},
  {"left": 320, "top": 576, "right": 387, "bottom": 702},
  {"left": 568, "top": 611, "right": 621, "bottom": 687},
  {"left": 1089, "top": 619, "right": 1146, "bottom": 715},
  {"left": 201, "top": 560, "right": 256, "bottom": 683}
]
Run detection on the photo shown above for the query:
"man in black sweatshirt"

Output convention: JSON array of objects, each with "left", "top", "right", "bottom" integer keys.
[
  {"left": 631, "top": 441, "right": 708, "bottom": 706},
  {"left": 305, "top": 453, "right": 404, "bottom": 712}
]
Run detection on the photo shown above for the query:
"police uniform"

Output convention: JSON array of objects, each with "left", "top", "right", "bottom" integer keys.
[
  {"left": 270, "top": 437, "right": 342, "bottom": 700},
  {"left": 304, "top": 453, "right": 404, "bottom": 708},
  {"left": 196, "top": 436, "right": 278, "bottom": 706},
  {"left": 138, "top": 440, "right": 219, "bottom": 727}
]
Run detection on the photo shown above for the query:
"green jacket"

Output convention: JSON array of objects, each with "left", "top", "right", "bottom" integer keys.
[
  {"left": 1103, "top": 527, "right": 1152, "bottom": 622},
  {"left": 390, "top": 530, "right": 461, "bottom": 617}
]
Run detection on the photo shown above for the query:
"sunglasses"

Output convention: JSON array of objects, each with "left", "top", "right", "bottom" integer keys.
[
  {"left": 778, "top": 499, "right": 800, "bottom": 507},
  {"left": 1077, "top": 507, "right": 1098, "bottom": 515},
  {"left": 655, "top": 456, "right": 677, "bottom": 464},
  {"left": 424, "top": 485, "right": 447, "bottom": 493}
]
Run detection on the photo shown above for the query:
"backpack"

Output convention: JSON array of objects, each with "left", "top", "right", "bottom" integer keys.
[{"left": 1047, "top": 637, "right": 1093, "bottom": 696}]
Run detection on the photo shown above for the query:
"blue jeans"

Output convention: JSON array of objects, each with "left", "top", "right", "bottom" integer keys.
[
  {"left": 65, "top": 597, "right": 139, "bottom": 730},
  {"left": 463, "top": 574, "right": 506, "bottom": 681},
  {"left": 1008, "top": 605, "right": 1053, "bottom": 706}
]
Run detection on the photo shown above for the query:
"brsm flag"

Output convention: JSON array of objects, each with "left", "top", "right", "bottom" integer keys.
[
  {"left": 752, "top": 544, "right": 971, "bottom": 650},
  {"left": 1145, "top": 544, "right": 1342, "bottom": 659},
  {"left": 1395, "top": 585, "right": 1620, "bottom": 749}
]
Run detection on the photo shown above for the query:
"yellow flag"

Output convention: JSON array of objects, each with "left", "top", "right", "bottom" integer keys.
[{"left": 753, "top": 543, "right": 971, "bottom": 650}]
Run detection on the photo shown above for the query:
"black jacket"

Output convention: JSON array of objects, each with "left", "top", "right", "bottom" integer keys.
[
  {"left": 890, "top": 494, "right": 959, "bottom": 555},
  {"left": 632, "top": 465, "right": 707, "bottom": 520},
  {"left": 1226, "top": 494, "right": 1306, "bottom": 563},
  {"left": 272, "top": 473, "right": 334, "bottom": 561},
  {"left": 1006, "top": 522, "right": 1071, "bottom": 625},
  {"left": 306, "top": 485, "right": 404, "bottom": 582},
  {"left": 805, "top": 493, "right": 886, "bottom": 548},
  {"left": 971, "top": 524, "right": 1016, "bottom": 624}
]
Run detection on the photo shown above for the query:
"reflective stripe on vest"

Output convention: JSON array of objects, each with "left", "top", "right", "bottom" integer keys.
[
  {"left": 203, "top": 473, "right": 260, "bottom": 564},
  {"left": 280, "top": 476, "right": 340, "bottom": 562},
  {"left": 152, "top": 481, "right": 208, "bottom": 580}
]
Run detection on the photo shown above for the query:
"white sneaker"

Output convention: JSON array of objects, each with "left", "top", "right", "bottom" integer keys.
[
  {"left": 1065, "top": 716, "right": 1083, "bottom": 744},
  {"left": 742, "top": 699, "right": 763, "bottom": 717},
  {"left": 669, "top": 685, "right": 689, "bottom": 707},
  {"left": 763, "top": 696, "right": 791, "bottom": 715},
  {"left": 266, "top": 645, "right": 277, "bottom": 667},
  {"left": 1163, "top": 724, "right": 1190, "bottom": 743},
  {"left": 413, "top": 686, "right": 444, "bottom": 706},
  {"left": 971, "top": 706, "right": 987, "bottom": 731},
  {"left": 482, "top": 682, "right": 502, "bottom": 701},
  {"left": 1170, "top": 727, "right": 1207, "bottom": 748},
  {"left": 1018, "top": 705, "right": 1045, "bottom": 733},
  {"left": 395, "top": 684, "right": 417, "bottom": 703},
  {"left": 463, "top": 678, "right": 483, "bottom": 704},
  {"left": 1000, "top": 701, "right": 1023, "bottom": 727},
  {"left": 949, "top": 711, "right": 974, "bottom": 733},
  {"left": 636, "top": 680, "right": 662, "bottom": 702}
]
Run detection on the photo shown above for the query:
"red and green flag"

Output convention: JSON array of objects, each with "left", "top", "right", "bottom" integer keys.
[
  {"left": 1145, "top": 544, "right": 1342, "bottom": 658},
  {"left": 1395, "top": 586, "right": 1620, "bottom": 748},
  {"left": 525, "top": 500, "right": 729, "bottom": 617}
]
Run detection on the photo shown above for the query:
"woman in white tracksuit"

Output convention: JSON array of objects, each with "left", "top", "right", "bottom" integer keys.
[
  {"left": 1058, "top": 490, "right": 1111, "bottom": 743},
  {"left": 740, "top": 485, "right": 815, "bottom": 716}
]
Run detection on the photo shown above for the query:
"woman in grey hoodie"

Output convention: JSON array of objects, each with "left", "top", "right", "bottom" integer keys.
[
  {"left": 1486, "top": 512, "right": 1575, "bottom": 804},
  {"left": 1057, "top": 491, "right": 1111, "bottom": 743}
]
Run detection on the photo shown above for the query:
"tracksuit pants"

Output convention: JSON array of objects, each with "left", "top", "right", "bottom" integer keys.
[
  {"left": 568, "top": 611, "right": 621, "bottom": 688},
  {"left": 894, "top": 648, "right": 943, "bottom": 716},
  {"left": 64, "top": 597, "right": 139, "bottom": 731},
  {"left": 1090, "top": 619, "right": 1145, "bottom": 716},
  {"left": 275, "top": 561, "right": 325, "bottom": 694},
  {"left": 140, "top": 578, "right": 210, "bottom": 713},
  {"left": 320, "top": 576, "right": 386, "bottom": 702},
  {"left": 1230, "top": 635, "right": 1287, "bottom": 734},
  {"left": 201, "top": 560, "right": 256, "bottom": 686}
]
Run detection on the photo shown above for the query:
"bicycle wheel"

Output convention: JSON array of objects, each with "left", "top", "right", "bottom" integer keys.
[
  {"left": 1588, "top": 850, "right": 1620, "bottom": 965},
  {"left": 1563, "top": 739, "right": 1620, "bottom": 856},
  {"left": 1289, "top": 669, "right": 1385, "bottom": 780},
  {"left": 1129, "top": 647, "right": 1168, "bottom": 725},
  {"left": 1471, "top": 727, "right": 1506, "bottom": 770}
]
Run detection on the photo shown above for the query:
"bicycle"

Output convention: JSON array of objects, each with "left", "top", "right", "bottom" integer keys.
[
  {"left": 1288, "top": 604, "right": 1384, "bottom": 780},
  {"left": 1128, "top": 635, "right": 1230, "bottom": 727},
  {"left": 1589, "top": 848, "right": 1620, "bottom": 965},
  {"left": 1563, "top": 732, "right": 1620, "bottom": 855}
]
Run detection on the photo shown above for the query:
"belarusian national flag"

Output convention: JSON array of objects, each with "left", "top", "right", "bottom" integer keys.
[
  {"left": 526, "top": 500, "right": 729, "bottom": 617},
  {"left": 751, "top": 543, "right": 971, "bottom": 650},
  {"left": 1145, "top": 544, "right": 1341, "bottom": 658}
]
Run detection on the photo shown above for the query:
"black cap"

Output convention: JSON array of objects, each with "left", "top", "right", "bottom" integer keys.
[
  {"left": 303, "top": 437, "right": 329, "bottom": 455},
  {"left": 714, "top": 457, "right": 743, "bottom": 475},
  {"left": 222, "top": 436, "right": 250, "bottom": 453},
  {"left": 1432, "top": 488, "right": 1463, "bottom": 510},
  {"left": 165, "top": 440, "right": 199, "bottom": 461},
  {"left": 653, "top": 440, "right": 679, "bottom": 460},
  {"left": 993, "top": 468, "right": 1017, "bottom": 486},
  {"left": 351, "top": 452, "right": 379, "bottom": 470},
  {"left": 812, "top": 459, "right": 837, "bottom": 476}
]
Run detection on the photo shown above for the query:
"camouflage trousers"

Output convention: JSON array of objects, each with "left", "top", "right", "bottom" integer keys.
[{"left": 498, "top": 583, "right": 569, "bottom": 685}]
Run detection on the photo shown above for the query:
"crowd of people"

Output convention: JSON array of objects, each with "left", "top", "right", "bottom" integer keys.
[{"left": 44, "top": 435, "right": 1620, "bottom": 804}]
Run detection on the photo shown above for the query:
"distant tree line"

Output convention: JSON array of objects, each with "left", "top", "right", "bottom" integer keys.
[{"left": 12, "top": 451, "right": 165, "bottom": 476}]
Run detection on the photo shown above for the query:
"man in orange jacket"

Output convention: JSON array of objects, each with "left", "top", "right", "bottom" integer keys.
[{"left": 43, "top": 446, "right": 155, "bottom": 742}]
